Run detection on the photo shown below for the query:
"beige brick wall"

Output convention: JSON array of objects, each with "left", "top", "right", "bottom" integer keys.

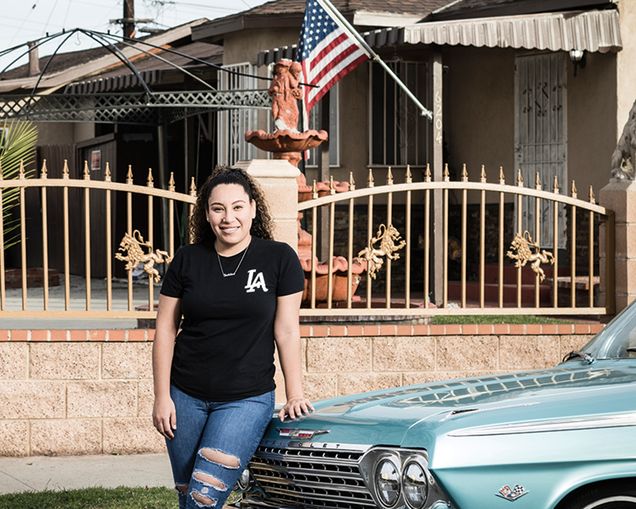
[
  {"left": 0, "top": 325, "right": 599, "bottom": 456},
  {"left": 0, "top": 334, "right": 164, "bottom": 457},
  {"left": 301, "top": 329, "right": 594, "bottom": 401}
]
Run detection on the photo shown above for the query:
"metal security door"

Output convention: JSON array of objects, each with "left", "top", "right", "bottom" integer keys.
[{"left": 514, "top": 53, "right": 567, "bottom": 248}]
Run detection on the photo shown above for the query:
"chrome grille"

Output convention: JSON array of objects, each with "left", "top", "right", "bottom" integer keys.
[{"left": 249, "top": 444, "right": 375, "bottom": 508}]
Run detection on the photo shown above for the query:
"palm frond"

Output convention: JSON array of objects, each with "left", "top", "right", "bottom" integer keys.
[
  {"left": 0, "top": 120, "right": 38, "bottom": 178},
  {"left": 0, "top": 121, "right": 38, "bottom": 250}
]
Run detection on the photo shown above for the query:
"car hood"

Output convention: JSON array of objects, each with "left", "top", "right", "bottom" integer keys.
[{"left": 264, "top": 361, "right": 636, "bottom": 448}]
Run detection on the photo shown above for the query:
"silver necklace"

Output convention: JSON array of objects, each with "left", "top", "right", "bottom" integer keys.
[{"left": 217, "top": 246, "right": 249, "bottom": 277}]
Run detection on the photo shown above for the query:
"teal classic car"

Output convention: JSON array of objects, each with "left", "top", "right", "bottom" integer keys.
[{"left": 238, "top": 303, "right": 636, "bottom": 509}]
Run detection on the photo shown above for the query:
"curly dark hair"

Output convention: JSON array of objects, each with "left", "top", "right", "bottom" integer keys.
[{"left": 189, "top": 166, "right": 274, "bottom": 246}]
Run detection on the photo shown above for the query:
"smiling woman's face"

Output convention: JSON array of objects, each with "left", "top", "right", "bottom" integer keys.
[{"left": 206, "top": 183, "right": 256, "bottom": 254}]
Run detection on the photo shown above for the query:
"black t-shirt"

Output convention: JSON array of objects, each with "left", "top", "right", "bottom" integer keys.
[{"left": 160, "top": 236, "right": 305, "bottom": 401}]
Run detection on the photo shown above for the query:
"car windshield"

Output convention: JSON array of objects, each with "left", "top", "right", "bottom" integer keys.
[{"left": 573, "top": 300, "right": 636, "bottom": 360}]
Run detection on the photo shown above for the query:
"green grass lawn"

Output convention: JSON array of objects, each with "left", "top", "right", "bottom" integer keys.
[
  {"left": 0, "top": 487, "right": 243, "bottom": 509},
  {"left": 429, "top": 314, "right": 572, "bottom": 324},
  {"left": 0, "top": 487, "right": 176, "bottom": 509}
]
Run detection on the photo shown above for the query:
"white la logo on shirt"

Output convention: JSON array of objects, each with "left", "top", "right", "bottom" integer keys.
[{"left": 245, "top": 269, "right": 269, "bottom": 293}]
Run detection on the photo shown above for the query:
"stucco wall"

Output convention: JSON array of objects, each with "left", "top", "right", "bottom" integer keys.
[
  {"left": 616, "top": 0, "right": 636, "bottom": 139},
  {"left": 223, "top": 29, "right": 299, "bottom": 65},
  {"left": 0, "top": 324, "right": 599, "bottom": 456},
  {"left": 567, "top": 52, "right": 617, "bottom": 195},
  {"left": 443, "top": 47, "right": 515, "bottom": 183},
  {"left": 35, "top": 122, "right": 96, "bottom": 146}
]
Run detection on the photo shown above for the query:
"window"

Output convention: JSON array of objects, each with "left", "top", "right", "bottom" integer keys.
[
  {"left": 305, "top": 84, "right": 340, "bottom": 168},
  {"left": 217, "top": 63, "right": 259, "bottom": 166},
  {"left": 369, "top": 60, "right": 430, "bottom": 167}
]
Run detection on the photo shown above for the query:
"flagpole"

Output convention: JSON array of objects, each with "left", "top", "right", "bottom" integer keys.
[{"left": 317, "top": 0, "right": 433, "bottom": 119}]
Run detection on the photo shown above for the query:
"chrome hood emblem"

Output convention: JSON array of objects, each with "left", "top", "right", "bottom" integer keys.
[
  {"left": 278, "top": 428, "right": 330, "bottom": 439},
  {"left": 496, "top": 484, "right": 529, "bottom": 501}
]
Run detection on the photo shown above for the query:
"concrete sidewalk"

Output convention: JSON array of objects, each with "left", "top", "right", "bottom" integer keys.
[{"left": 0, "top": 453, "right": 173, "bottom": 494}]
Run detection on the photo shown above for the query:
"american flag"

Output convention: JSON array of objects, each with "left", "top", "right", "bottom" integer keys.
[{"left": 296, "top": 0, "right": 370, "bottom": 113}]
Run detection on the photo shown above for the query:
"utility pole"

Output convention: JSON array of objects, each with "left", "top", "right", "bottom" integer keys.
[
  {"left": 123, "top": 0, "right": 135, "bottom": 39},
  {"left": 111, "top": 0, "right": 154, "bottom": 38}
]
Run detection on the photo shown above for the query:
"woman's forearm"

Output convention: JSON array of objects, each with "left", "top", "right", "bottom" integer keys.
[
  {"left": 153, "top": 295, "right": 181, "bottom": 400},
  {"left": 153, "top": 334, "right": 175, "bottom": 400},
  {"left": 276, "top": 334, "right": 305, "bottom": 399}
]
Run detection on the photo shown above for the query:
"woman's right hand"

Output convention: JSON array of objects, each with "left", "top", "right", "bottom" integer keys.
[{"left": 153, "top": 396, "right": 177, "bottom": 440}]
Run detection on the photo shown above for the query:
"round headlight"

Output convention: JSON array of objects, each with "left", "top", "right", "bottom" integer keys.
[
  {"left": 402, "top": 461, "right": 428, "bottom": 508},
  {"left": 237, "top": 468, "right": 252, "bottom": 490},
  {"left": 374, "top": 458, "right": 401, "bottom": 507}
]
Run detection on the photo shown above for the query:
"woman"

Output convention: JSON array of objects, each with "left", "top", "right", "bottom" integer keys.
[{"left": 153, "top": 166, "right": 313, "bottom": 509}]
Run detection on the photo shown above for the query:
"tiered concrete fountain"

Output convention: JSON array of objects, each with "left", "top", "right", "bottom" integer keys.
[{"left": 245, "top": 58, "right": 364, "bottom": 303}]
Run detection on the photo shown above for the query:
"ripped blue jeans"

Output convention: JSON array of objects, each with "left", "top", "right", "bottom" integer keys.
[{"left": 166, "top": 384, "right": 275, "bottom": 509}]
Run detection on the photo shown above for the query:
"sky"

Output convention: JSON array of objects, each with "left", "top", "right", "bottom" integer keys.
[{"left": 0, "top": 0, "right": 269, "bottom": 70}]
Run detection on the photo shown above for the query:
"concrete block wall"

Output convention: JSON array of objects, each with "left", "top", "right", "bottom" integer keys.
[
  {"left": 0, "top": 330, "right": 164, "bottom": 457},
  {"left": 0, "top": 323, "right": 602, "bottom": 456},
  {"left": 296, "top": 323, "right": 602, "bottom": 401}
]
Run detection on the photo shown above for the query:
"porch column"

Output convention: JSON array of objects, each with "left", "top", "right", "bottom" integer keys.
[
  {"left": 235, "top": 159, "right": 300, "bottom": 252},
  {"left": 432, "top": 52, "right": 444, "bottom": 305},
  {"left": 599, "top": 180, "right": 635, "bottom": 313}
]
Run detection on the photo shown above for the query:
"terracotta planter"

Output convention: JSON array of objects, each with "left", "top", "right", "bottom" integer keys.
[
  {"left": 300, "top": 257, "right": 365, "bottom": 302},
  {"left": 302, "top": 273, "right": 362, "bottom": 303}
]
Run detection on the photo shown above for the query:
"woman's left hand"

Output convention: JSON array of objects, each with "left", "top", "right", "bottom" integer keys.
[{"left": 278, "top": 396, "right": 314, "bottom": 422}]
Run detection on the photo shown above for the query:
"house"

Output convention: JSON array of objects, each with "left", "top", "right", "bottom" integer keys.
[
  {"left": 194, "top": 0, "right": 629, "bottom": 194},
  {"left": 191, "top": 0, "right": 450, "bottom": 175},
  {"left": 192, "top": 0, "right": 630, "bottom": 288},
  {"left": 0, "top": 20, "right": 229, "bottom": 275}
]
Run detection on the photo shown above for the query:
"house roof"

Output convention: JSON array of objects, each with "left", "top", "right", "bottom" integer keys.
[
  {"left": 64, "top": 41, "right": 223, "bottom": 94},
  {"left": 430, "top": 0, "right": 615, "bottom": 21},
  {"left": 0, "top": 19, "right": 209, "bottom": 94},
  {"left": 191, "top": 0, "right": 452, "bottom": 41}
]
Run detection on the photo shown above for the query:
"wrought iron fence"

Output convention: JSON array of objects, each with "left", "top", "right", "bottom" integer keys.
[
  {"left": 298, "top": 165, "right": 614, "bottom": 317},
  {"left": 0, "top": 160, "right": 195, "bottom": 319},
  {"left": 0, "top": 160, "right": 614, "bottom": 320}
]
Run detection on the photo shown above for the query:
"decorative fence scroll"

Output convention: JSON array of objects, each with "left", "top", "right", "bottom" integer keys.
[
  {"left": 298, "top": 165, "right": 614, "bottom": 317},
  {"left": 0, "top": 160, "right": 615, "bottom": 319},
  {"left": 0, "top": 160, "right": 195, "bottom": 319}
]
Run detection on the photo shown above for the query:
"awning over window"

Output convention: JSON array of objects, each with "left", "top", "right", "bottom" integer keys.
[
  {"left": 258, "top": 8, "right": 621, "bottom": 65},
  {"left": 399, "top": 9, "right": 621, "bottom": 52}
]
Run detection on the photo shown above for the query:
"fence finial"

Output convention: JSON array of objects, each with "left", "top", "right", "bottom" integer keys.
[
  {"left": 329, "top": 175, "right": 336, "bottom": 195},
  {"left": 461, "top": 163, "right": 468, "bottom": 182},
  {"left": 62, "top": 159, "right": 69, "bottom": 178},
  {"left": 169, "top": 172, "right": 175, "bottom": 192},
  {"left": 18, "top": 160, "right": 25, "bottom": 178},
  {"left": 516, "top": 168, "right": 524, "bottom": 186},
  {"left": 553, "top": 175, "right": 560, "bottom": 193},
  {"left": 480, "top": 164, "right": 486, "bottom": 183},
  {"left": 189, "top": 176, "right": 197, "bottom": 196},
  {"left": 147, "top": 168, "right": 154, "bottom": 187},
  {"left": 387, "top": 166, "right": 394, "bottom": 185},
  {"left": 405, "top": 164, "right": 412, "bottom": 184},
  {"left": 589, "top": 185, "right": 595, "bottom": 204},
  {"left": 349, "top": 171, "right": 356, "bottom": 191},
  {"left": 571, "top": 179, "right": 578, "bottom": 198},
  {"left": 443, "top": 163, "right": 450, "bottom": 182},
  {"left": 83, "top": 160, "right": 90, "bottom": 179},
  {"left": 127, "top": 165, "right": 133, "bottom": 184},
  {"left": 535, "top": 171, "right": 541, "bottom": 190},
  {"left": 105, "top": 162, "right": 111, "bottom": 181},
  {"left": 368, "top": 168, "right": 375, "bottom": 188},
  {"left": 40, "top": 159, "right": 48, "bottom": 178},
  {"left": 499, "top": 166, "right": 505, "bottom": 184},
  {"left": 425, "top": 163, "right": 431, "bottom": 182},
  {"left": 312, "top": 179, "right": 318, "bottom": 199}
]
